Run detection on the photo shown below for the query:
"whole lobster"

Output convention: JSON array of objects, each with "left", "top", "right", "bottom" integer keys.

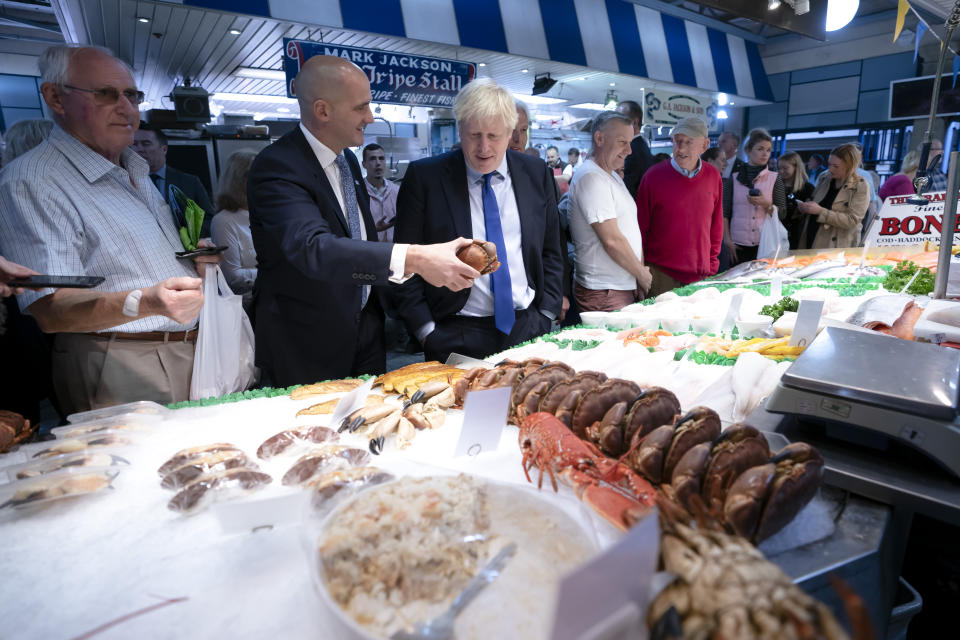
[{"left": 518, "top": 412, "right": 656, "bottom": 531}]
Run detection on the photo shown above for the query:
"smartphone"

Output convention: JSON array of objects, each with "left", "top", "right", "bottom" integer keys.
[
  {"left": 748, "top": 188, "right": 761, "bottom": 197},
  {"left": 174, "top": 246, "right": 228, "bottom": 259},
  {"left": 6, "top": 275, "right": 105, "bottom": 289}
]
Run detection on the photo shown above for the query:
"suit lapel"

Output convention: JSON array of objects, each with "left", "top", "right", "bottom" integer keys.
[
  {"left": 290, "top": 128, "right": 351, "bottom": 236},
  {"left": 506, "top": 152, "right": 537, "bottom": 284},
  {"left": 440, "top": 150, "right": 473, "bottom": 238}
]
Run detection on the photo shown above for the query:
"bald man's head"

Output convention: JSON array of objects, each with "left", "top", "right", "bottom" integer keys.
[{"left": 295, "top": 55, "right": 373, "bottom": 153}]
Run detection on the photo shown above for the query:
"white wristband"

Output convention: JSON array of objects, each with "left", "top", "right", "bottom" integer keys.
[{"left": 122, "top": 289, "right": 143, "bottom": 318}]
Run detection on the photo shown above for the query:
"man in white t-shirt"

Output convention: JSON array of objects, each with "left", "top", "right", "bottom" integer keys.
[{"left": 569, "top": 112, "right": 652, "bottom": 312}]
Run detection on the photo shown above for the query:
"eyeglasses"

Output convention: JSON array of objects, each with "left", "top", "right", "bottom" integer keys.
[{"left": 63, "top": 85, "right": 145, "bottom": 106}]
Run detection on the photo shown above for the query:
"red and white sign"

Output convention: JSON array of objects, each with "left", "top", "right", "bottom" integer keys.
[{"left": 866, "top": 191, "right": 960, "bottom": 246}]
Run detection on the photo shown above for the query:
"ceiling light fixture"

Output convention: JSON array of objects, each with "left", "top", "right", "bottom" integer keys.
[
  {"left": 604, "top": 90, "right": 619, "bottom": 110},
  {"left": 717, "top": 109, "right": 729, "bottom": 120},
  {"left": 569, "top": 102, "right": 607, "bottom": 111},
  {"left": 717, "top": 92, "right": 728, "bottom": 106},
  {"left": 213, "top": 92, "right": 297, "bottom": 104},
  {"left": 478, "top": 62, "right": 486, "bottom": 67},
  {"left": 137, "top": 17, "right": 150, "bottom": 23},
  {"left": 532, "top": 73, "right": 558, "bottom": 96},
  {"left": 228, "top": 28, "right": 242, "bottom": 35},
  {"left": 521, "top": 68, "right": 529, "bottom": 73},
  {"left": 825, "top": 0, "right": 859, "bottom": 32},
  {"left": 233, "top": 67, "right": 286, "bottom": 81},
  {"left": 513, "top": 93, "right": 567, "bottom": 105},
  {"left": 609, "top": 82, "right": 616, "bottom": 87},
  {"left": 768, "top": 0, "right": 781, "bottom": 10},
  {"left": 578, "top": 77, "right": 586, "bottom": 81}
]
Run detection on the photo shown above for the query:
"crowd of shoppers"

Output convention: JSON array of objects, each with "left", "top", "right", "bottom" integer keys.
[{"left": 0, "top": 42, "right": 938, "bottom": 416}]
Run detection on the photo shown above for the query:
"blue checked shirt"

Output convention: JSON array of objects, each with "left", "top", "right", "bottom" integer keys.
[{"left": 0, "top": 125, "right": 198, "bottom": 332}]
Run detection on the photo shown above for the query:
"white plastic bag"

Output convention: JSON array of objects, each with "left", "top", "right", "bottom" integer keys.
[
  {"left": 757, "top": 207, "right": 789, "bottom": 259},
  {"left": 189, "top": 265, "right": 256, "bottom": 400}
]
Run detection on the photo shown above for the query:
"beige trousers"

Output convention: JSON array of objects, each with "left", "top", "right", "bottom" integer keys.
[
  {"left": 647, "top": 265, "right": 687, "bottom": 299},
  {"left": 51, "top": 333, "right": 195, "bottom": 415}
]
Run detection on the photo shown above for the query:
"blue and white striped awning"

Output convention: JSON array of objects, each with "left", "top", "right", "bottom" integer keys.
[{"left": 183, "top": 0, "right": 773, "bottom": 101}]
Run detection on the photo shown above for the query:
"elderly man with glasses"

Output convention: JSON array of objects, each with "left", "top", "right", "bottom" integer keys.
[{"left": 0, "top": 45, "right": 219, "bottom": 414}]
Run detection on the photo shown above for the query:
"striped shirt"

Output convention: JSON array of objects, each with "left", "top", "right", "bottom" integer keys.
[{"left": 0, "top": 125, "right": 198, "bottom": 332}]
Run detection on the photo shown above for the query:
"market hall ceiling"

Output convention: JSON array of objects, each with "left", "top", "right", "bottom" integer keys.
[{"left": 22, "top": 0, "right": 944, "bottom": 118}]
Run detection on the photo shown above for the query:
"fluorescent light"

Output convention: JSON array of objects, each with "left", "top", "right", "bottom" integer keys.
[
  {"left": 137, "top": 17, "right": 150, "bottom": 23},
  {"left": 825, "top": 0, "right": 859, "bottom": 32},
  {"left": 717, "top": 92, "right": 728, "bottom": 106},
  {"left": 768, "top": 0, "right": 781, "bottom": 9},
  {"left": 521, "top": 68, "right": 529, "bottom": 73},
  {"left": 729, "top": 101, "right": 735, "bottom": 105},
  {"left": 228, "top": 28, "right": 242, "bottom": 35},
  {"left": 513, "top": 93, "right": 566, "bottom": 105},
  {"left": 717, "top": 109, "right": 728, "bottom": 119},
  {"left": 784, "top": 128, "right": 860, "bottom": 141},
  {"left": 214, "top": 92, "right": 298, "bottom": 104},
  {"left": 234, "top": 67, "right": 286, "bottom": 81},
  {"left": 609, "top": 82, "right": 616, "bottom": 87},
  {"left": 478, "top": 62, "right": 486, "bottom": 67},
  {"left": 578, "top": 77, "right": 586, "bottom": 81},
  {"left": 569, "top": 103, "right": 607, "bottom": 111}
]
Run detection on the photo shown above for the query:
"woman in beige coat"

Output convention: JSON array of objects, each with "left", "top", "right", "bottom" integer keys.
[{"left": 796, "top": 143, "right": 870, "bottom": 249}]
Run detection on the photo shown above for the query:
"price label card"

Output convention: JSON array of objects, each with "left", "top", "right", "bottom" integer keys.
[
  {"left": 328, "top": 377, "right": 376, "bottom": 429},
  {"left": 789, "top": 299, "right": 824, "bottom": 347},
  {"left": 721, "top": 293, "right": 744, "bottom": 334},
  {"left": 770, "top": 275, "right": 783, "bottom": 300},
  {"left": 550, "top": 511, "right": 659, "bottom": 640},
  {"left": 445, "top": 352, "right": 492, "bottom": 370},
  {"left": 454, "top": 386, "right": 511, "bottom": 457}
]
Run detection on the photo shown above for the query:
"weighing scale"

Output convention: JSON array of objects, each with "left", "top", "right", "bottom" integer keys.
[{"left": 765, "top": 327, "right": 960, "bottom": 479}]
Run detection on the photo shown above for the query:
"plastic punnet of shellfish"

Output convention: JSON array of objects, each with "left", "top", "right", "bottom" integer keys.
[
  {"left": 305, "top": 472, "right": 602, "bottom": 640},
  {"left": 66, "top": 400, "right": 171, "bottom": 424},
  {"left": 16, "top": 430, "right": 143, "bottom": 461},
  {"left": 0, "top": 466, "right": 124, "bottom": 517},
  {"left": 51, "top": 414, "right": 161, "bottom": 440},
  {"left": 1, "top": 451, "right": 130, "bottom": 484}
]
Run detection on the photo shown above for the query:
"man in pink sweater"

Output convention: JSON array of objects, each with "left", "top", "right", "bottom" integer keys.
[{"left": 636, "top": 117, "right": 723, "bottom": 297}]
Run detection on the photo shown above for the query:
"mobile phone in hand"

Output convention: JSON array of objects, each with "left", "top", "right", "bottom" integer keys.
[
  {"left": 748, "top": 188, "right": 761, "bottom": 197},
  {"left": 6, "top": 275, "right": 105, "bottom": 288}
]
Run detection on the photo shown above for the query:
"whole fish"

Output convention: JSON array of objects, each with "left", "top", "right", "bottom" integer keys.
[
  {"left": 719, "top": 260, "right": 769, "bottom": 280},
  {"left": 792, "top": 258, "right": 847, "bottom": 279}
]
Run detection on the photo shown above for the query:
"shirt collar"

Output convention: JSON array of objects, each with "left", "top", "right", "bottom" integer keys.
[
  {"left": 365, "top": 178, "right": 388, "bottom": 195},
  {"left": 48, "top": 124, "right": 149, "bottom": 183},
  {"left": 154, "top": 165, "right": 167, "bottom": 180},
  {"left": 670, "top": 157, "right": 702, "bottom": 178},
  {"left": 465, "top": 154, "right": 509, "bottom": 185},
  {"left": 299, "top": 122, "right": 339, "bottom": 170}
]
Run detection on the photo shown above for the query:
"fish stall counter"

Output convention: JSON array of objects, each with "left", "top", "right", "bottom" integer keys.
[{"left": 0, "top": 377, "right": 896, "bottom": 640}]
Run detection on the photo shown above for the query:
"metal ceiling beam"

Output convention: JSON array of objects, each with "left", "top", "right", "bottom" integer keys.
[{"left": 626, "top": 0, "right": 767, "bottom": 43}]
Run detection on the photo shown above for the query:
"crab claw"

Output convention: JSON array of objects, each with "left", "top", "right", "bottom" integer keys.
[
  {"left": 348, "top": 416, "right": 366, "bottom": 433},
  {"left": 369, "top": 436, "right": 385, "bottom": 455}
]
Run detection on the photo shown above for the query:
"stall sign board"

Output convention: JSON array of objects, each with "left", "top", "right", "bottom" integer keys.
[
  {"left": 866, "top": 191, "right": 960, "bottom": 246},
  {"left": 283, "top": 39, "right": 476, "bottom": 107},
  {"left": 644, "top": 89, "right": 719, "bottom": 130}
]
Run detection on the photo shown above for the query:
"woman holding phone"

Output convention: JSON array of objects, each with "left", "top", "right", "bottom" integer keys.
[
  {"left": 723, "top": 128, "right": 787, "bottom": 263},
  {"left": 796, "top": 143, "right": 870, "bottom": 249}
]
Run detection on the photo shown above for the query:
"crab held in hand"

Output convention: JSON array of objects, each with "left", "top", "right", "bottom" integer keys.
[{"left": 456, "top": 239, "right": 500, "bottom": 275}]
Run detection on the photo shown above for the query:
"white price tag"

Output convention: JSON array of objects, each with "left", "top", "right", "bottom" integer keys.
[
  {"left": 328, "top": 377, "right": 376, "bottom": 429},
  {"left": 721, "top": 293, "right": 744, "bottom": 334},
  {"left": 789, "top": 299, "right": 824, "bottom": 347},
  {"left": 550, "top": 511, "right": 659, "bottom": 640},
  {"left": 454, "top": 386, "right": 511, "bottom": 457},
  {"left": 770, "top": 275, "right": 783, "bottom": 300},
  {"left": 445, "top": 352, "right": 492, "bottom": 369}
]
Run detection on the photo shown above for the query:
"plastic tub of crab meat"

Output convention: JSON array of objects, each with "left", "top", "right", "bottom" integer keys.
[
  {"left": 309, "top": 474, "right": 599, "bottom": 640},
  {"left": 2, "top": 451, "right": 130, "bottom": 484},
  {"left": 17, "top": 430, "right": 142, "bottom": 460},
  {"left": 0, "top": 466, "right": 123, "bottom": 517},
  {"left": 66, "top": 400, "right": 171, "bottom": 424},
  {"left": 50, "top": 413, "right": 161, "bottom": 439}
]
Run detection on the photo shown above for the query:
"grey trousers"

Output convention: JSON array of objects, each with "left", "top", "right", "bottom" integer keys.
[{"left": 51, "top": 333, "right": 195, "bottom": 415}]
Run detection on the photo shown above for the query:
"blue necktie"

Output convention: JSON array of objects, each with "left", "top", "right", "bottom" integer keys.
[
  {"left": 482, "top": 172, "right": 515, "bottom": 335},
  {"left": 334, "top": 153, "right": 368, "bottom": 308}
]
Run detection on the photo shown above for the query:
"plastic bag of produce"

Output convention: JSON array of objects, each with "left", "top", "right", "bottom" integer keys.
[
  {"left": 189, "top": 265, "right": 256, "bottom": 400},
  {"left": 757, "top": 207, "right": 789, "bottom": 259}
]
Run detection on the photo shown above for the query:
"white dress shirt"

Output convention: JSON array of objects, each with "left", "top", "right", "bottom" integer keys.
[{"left": 298, "top": 124, "right": 409, "bottom": 297}]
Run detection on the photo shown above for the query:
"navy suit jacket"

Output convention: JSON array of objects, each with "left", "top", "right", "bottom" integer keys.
[
  {"left": 393, "top": 149, "right": 563, "bottom": 336},
  {"left": 248, "top": 127, "right": 391, "bottom": 386}
]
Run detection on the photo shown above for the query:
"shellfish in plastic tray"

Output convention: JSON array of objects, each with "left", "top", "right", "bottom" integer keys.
[
  {"left": 20, "top": 430, "right": 140, "bottom": 459},
  {"left": 66, "top": 400, "right": 171, "bottom": 424},
  {"left": 51, "top": 413, "right": 161, "bottom": 439},
  {"left": 0, "top": 466, "right": 122, "bottom": 513},
  {"left": 167, "top": 467, "right": 272, "bottom": 515},
  {"left": 2, "top": 451, "right": 130, "bottom": 483},
  {"left": 307, "top": 474, "right": 601, "bottom": 640}
]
